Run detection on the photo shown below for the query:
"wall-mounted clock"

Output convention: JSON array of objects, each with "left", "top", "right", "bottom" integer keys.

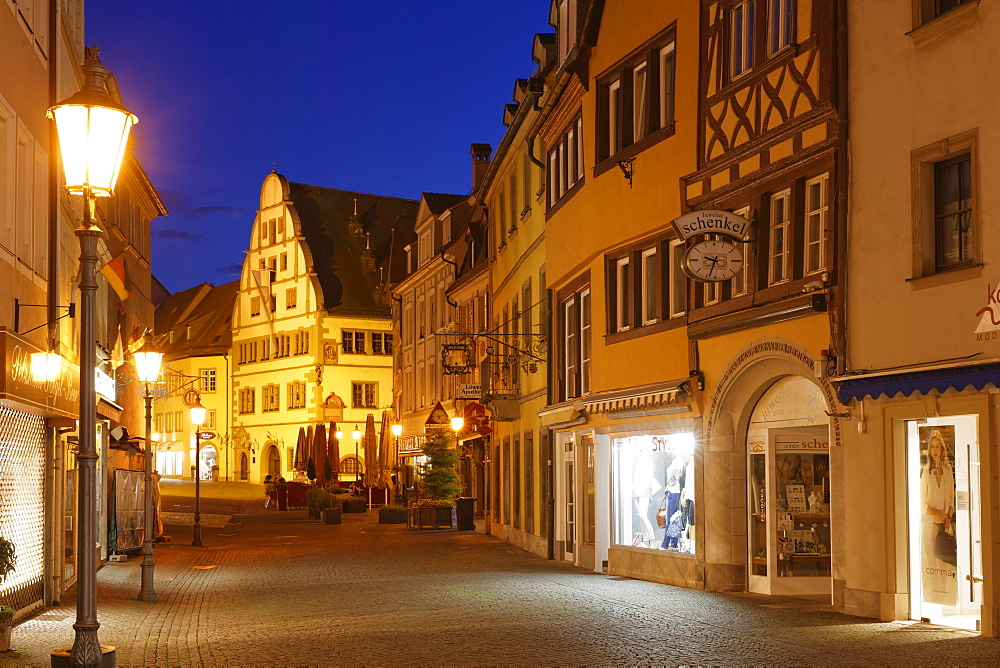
[{"left": 682, "top": 240, "right": 744, "bottom": 282}]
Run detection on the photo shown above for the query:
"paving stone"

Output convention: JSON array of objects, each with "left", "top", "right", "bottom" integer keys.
[{"left": 4, "top": 492, "right": 1000, "bottom": 666}]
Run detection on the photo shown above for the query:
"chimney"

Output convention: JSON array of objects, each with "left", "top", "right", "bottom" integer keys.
[{"left": 471, "top": 143, "right": 492, "bottom": 192}]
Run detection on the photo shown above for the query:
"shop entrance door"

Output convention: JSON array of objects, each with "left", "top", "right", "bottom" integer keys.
[
  {"left": 564, "top": 456, "right": 575, "bottom": 559},
  {"left": 746, "top": 376, "right": 832, "bottom": 600},
  {"left": 906, "top": 417, "right": 982, "bottom": 631},
  {"left": 577, "top": 435, "right": 596, "bottom": 570}
]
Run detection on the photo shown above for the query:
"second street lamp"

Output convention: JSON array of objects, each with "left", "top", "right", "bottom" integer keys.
[
  {"left": 132, "top": 340, "right": 163, "bottom": 602},
  {"left": 352, "top": 424, "right": 362, "bottom": 483},
  {"left": 189, "top": 396, "right": 207, "bottom": 547}
]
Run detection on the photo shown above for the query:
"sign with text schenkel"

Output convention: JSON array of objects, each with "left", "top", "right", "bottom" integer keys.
[
  {"left": 671, "top": 210, "right": 751, "bottom": 241},
  {"left": 0, "top": 327, "right": 80, "bottom": 417},
  {"left": 424, "top": 401, "right": 451, "bottom": 429}
]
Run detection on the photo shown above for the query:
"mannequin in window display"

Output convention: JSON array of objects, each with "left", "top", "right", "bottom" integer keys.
[
  {"left": 921, "top": 427, "right": 957, "bottom": 605},
  {"left": 632, "top": 449, "right": 661, "bottom": 547},
  {"left": 660, "top": 452, "right": 690, "bottom": 550}
]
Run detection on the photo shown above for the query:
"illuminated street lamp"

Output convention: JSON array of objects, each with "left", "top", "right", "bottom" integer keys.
[
  {"left": 47, "top": 47, "right": 137, "bottom": 666},
  {"left": 132, "top": 340, "right": 163, "bottom": 602},
  {"left": 29, "top": 351, "right": 62, "bottom": 382},
  {"left": 189, "top": 396, "right": 207, "bottom": 547},
  {"left": 352, "top": 424, "right": 362, "bottom": 483},
  {"left": 391, "top": 423, "right": 403, "bottom": 438}
]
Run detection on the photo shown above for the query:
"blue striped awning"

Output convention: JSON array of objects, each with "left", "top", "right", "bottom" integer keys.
[{"left": 837, "top": 362, "right": 1000, "bottom": 403}]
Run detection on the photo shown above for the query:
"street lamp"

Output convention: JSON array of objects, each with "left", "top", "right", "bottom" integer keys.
[
  {"left": 48, "top": 47, "right": 137, "bottom": 666},
  {"left": 132, "top": 340, "right": 163, "bottom": 602},
  {"left": 391, "top": 423, "right": 403, "bottom": 438},
  {"left": 189, "top": 396, "right": 207, "bottom": 547},
  {"left": 352, "top": 424, "right": 362, "bottom": 483}
]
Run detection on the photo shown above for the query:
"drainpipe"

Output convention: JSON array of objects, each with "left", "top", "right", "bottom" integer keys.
[
  {"left": 833, "top": 0, "right": 850, "bottom": 377},
  {"left": 545, "top": 287, "right": 555, "bottom": 560},
  {"left": 440, "top": 253, "right": 459, "bottom": 308}
]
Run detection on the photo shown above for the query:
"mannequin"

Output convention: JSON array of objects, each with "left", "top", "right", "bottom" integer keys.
[
  {"left": 660, "top": 452, "right": 690, "bottom": 550},
  {"left": 632, "top": 450, "right": 660, "bottom": 546}
]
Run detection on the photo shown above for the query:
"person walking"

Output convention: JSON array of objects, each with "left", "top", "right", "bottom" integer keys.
[{"left": 264, "top": 474, "right": 276, "bottom": 508}]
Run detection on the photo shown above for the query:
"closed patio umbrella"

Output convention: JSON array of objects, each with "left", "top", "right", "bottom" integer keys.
[
  {"left": 363, "top": 413, "right": 377, "bottom": 487},
  {"left": 377, "top": 411, "right": 392, "bottom": 488},
  {"left": 293, "top": 427, "right": 306, "bottom": 471},
  {"left": 305, "top": 425, "right": 315, "bottom": 475},
  {"left": 314, "top": 423, "right": 327, "bottom": 486}
]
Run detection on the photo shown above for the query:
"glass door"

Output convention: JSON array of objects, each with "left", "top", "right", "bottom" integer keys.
[{"left": 906, "top": 417, "right": 982, "bottom": 631}]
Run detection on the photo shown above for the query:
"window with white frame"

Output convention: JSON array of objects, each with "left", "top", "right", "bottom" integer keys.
[
  {"left": 199, "top": 368, "right": 216, "bottom": 393},
  {"left": 561, "top": 286, "right": 591, "bottom": 400},
  {"left": 669, "top": 239, "right": 688, "bottom": 318},
  {"left": 238, "top": 388, "right": 255, "bottom": 414},
  {"left": 804, "top": 175, "right": 828, "bottom": 275},
  {"left": 767, "top": 0, "right": 794, "bottom": 55},
  {"left": 546, "top": 114, "right": 585, "bottom": 209},
  {"left": 768, "top": 189, "right": 791, "bottom": 285},
  {"left": 288, "top": 381, "right": 306, "bottom": 409},
  {"left": 597, "top": 27, "right": 677, "bottom": 162},
  {"left": 352, "top": 381, "right": 377, "bottom": 408},
  {"left": 731, "top": 206, "right": 751, "bottom": 296},
  {"left": 730, "top": 0, "right": 755, "bottom": 79},
  {"left": 615, "top": 257, "right": 631, "bottom": 332},
  {"left": 262, "top": 385, "right": 280, "bottom": 412},
  {"left": 342, "top": 330, "right": 366, "bottom": 354},
  {"left": 641, "top": 247, "right": 659, "bottom": 325}
]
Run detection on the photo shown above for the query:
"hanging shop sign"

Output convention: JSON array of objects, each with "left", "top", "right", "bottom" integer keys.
[
  {"left": 463, "top": 401, "right": 493, "bottom": 436},
  {"left": 0, "top": 327, "right": 80, "bottom": 417},
  {"left": 671, "top": 210, "right": 751, "bottom": 241},
  {"left": 459, "top": 383, "right": 482, "bottom": 398},
  {"left": 424, "top": 401, "right": 451, "bottom": 429}
]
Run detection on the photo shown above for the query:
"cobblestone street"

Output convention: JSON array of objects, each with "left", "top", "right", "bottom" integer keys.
[{"left": 4, "top": 487, "right": 1000, "bottom": 666}]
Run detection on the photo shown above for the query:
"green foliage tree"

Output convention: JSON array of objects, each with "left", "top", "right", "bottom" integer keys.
[
  {"left": 306, "top": 456, "right": 316, "bottom": 482},
  {"left": 420, "top": 430, "right": 462, "bottom": 506},
  {"left": 0, "top": 536, "right": 14, "bottom": 583}
]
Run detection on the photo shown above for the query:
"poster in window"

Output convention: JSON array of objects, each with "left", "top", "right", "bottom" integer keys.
[{"left": 918, "top": 425, "right": 958, "bottom": 606}]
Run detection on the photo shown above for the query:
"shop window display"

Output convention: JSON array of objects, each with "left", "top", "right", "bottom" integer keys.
[{"left": 612, "top": 433, "right": 696, "bottom": 554}]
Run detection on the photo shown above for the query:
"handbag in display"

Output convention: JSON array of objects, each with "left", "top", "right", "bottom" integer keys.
[
  {"left": 935, "top": 525, "right": 957, "bottom": 566},
  {"left": 655, "top": 496, "right": 668, "bottom": 529}
]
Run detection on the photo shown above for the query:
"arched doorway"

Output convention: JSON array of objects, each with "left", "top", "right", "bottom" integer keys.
[
  {"left": 240, "top": 453, "right": 249, "bottom": 481},
  {"left": 745, "top": 376, "right": 831, "bottom": 598},
  {"left": 265, "top": 444, "right": 281, "bottom": 479}
]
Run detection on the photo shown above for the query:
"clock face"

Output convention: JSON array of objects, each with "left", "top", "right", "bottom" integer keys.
[{"left": 683, "top": 240, "right": 744, "bottom": 282}]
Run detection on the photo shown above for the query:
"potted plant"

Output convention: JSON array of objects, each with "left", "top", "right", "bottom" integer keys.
[
  {"left": 190, "top": 463, "right": 197, "bottom": 480},
  {"left": 413, "top": 430, "right": 462, "bottom": 529},
  {"left": 342, "top": 496, "right": 367, "bottom": 513},
  {"left": 0, "top": 535, "right": 16, "bottom": 651},
  {"left": 378, "top": 504, "right": 407, "bottom": 524},
  {"left": 211, "top": 464, "right": 220, "bottom": 482}
]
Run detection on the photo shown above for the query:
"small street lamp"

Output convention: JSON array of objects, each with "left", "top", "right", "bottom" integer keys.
[
  {"left": 189, "top": 396, "right": 207, "bottom": 547},
  {"left": 391, "top": 423, "right": 403, "bottom": 438},
  {"left": 352, "top": 424, "right": 363, "bottom": 482},
  {"left": 47, "top": 46, "right": 137, "bottom": 667},
  {"left": 132, "top": 340, "right": 163, "bottom": 602}
]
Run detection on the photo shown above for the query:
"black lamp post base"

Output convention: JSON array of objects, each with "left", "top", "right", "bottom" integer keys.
[{"left": 50, "top": 645, "right": 116, "bottom": 667}]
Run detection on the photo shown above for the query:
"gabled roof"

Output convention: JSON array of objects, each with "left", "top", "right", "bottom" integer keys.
[
  {"left": 155, "top": 281, "right": 238, "bottom": 360},
  {"left": 288, "top": 182, "right": 419, "bottom": 316},
  {"left": 423, "top": 192, "right": 468, "bottom": 215}
]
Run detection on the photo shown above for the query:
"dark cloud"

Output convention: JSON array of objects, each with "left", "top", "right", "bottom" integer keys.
[
  {"left": 158, "top": 189, "right": 193, "bottom": 213},
  {"left": 215, "top": 262, "right": 244, "bottom": 276},
  {"left": 189, "top": 206, "right": 248, "bottom": 218},
  {"left": 154, "top": 228, "right": 204, "bottom": 240}
]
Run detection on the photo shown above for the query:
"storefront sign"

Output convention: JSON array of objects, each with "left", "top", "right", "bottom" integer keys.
[
  {"left": 0, "top": 328, "right": 80, "bottom": 417},
  {"left": 459, "top": 383, "right": 482, "bottom": 398},
  {"left": 671, "top": 210, "right": 751, "bottom": 241},
  {"left": 463, "top": 401, "right": 492, "bottom": 436},
  {"left": 974, "top": 281, "right": 1000, "bottom": 341},
  {"left": 95, "top": 368, "right": 116, "bottom": 400}
]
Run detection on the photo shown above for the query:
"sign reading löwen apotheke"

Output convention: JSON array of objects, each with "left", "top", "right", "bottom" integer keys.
[{"left": 671, "top": 210, "right": 751, "bottom": 241}]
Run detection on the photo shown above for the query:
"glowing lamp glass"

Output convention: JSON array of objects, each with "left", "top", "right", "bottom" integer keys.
[
  {"left": 391, "top": 423, "right": 403, "bottom": 437},
  {"left": 451, "top": 417, "right": 464, "bottom": 432},
  {"left": 335, "top": 430, "right": 343, "bottom": 440},
  {"left": 352, "top": 426, "right": 361, "bottom": 440},
  {"left": 48, "top": 103, "right": 136, "bottom": 196},
  {"left": 189, "top": 399, "right": 207, "bottom": 427},
  {"left": 30, "top": 352, "right": 61, "bottom": 382},
  {"left": 132, "top": 347, "right": 163, "bottom": 383}
]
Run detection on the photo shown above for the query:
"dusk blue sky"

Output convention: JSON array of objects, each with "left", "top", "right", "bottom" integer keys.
[{"left": 87, "top": 2, "right": 552, "bottom": 294}]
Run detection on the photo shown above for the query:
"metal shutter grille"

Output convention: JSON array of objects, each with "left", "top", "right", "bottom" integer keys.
[{"left": 0, "top": 404, "right": 46, "bottom": 613}]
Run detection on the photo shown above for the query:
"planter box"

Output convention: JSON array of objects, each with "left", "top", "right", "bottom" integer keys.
[
  {"left": 342, "top": 498, "right": 367, "bottom": 513},
  {"left": 378, "top": 508, "right": 407, "bottom": 524},
  {"left": 410, "top": 506, "right": 456, "bottom": 529},
  {"left": 324, "top": 507, "right": 342, "bottom": 524}
]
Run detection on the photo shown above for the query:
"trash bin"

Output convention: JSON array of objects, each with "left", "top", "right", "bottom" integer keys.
[{"left": 456, "top": 497, "right": 476, "bottom": 530}]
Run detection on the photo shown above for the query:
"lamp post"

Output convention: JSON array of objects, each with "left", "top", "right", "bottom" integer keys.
[
  {"left": 48, "top": 47, "right": 137, "bottom": 667},
  {"left": 189, "top": 397, "right": 207, "bottom": 547},
  {"left": 352, "top": 425, "right": 362, "bottom": 483},
  {"left": 132, "top": 341, "right": 163, "bottom": 602}
]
